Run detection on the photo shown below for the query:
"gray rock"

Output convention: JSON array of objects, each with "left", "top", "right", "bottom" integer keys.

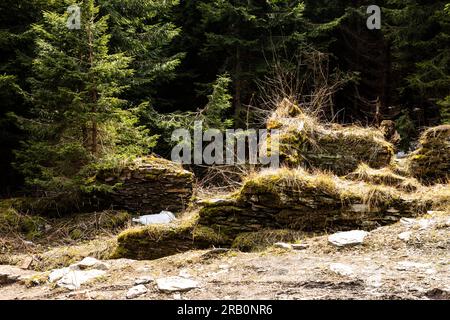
[
  {"left": 132, "top": 211, "right": 176, "bottom": 225},
  {"left": 400, "top": 217, "right": 416, "bottom": 226},
  {"left": 71, "top": 257, "right": 110, "bottom": 270},
  {"left": 156, "top": 276, "right": 200, "bottom": 292},
  {"left": 328, "top": 230, "right": 369, "bottom": 247},
  {"left": 134, "top": 276, "right": 154, "bottom": 285},
  {"left": 126, "top": 284, "right": 148, "bottom": 299},
  {"left": 273, "top": 242, "right": 292, "bottom": 250}
]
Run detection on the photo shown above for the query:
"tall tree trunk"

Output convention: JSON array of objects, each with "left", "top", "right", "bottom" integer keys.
[
  {"left": 234, "top": 45, "right": 242, "bottom": 120},
  {"left": 87, "top": 15, "right": 98, "bottom": 155}
]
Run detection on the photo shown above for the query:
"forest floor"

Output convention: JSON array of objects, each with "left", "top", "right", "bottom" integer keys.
[{"left": 1, "top": 211, "right": 449, "bottom": 300}]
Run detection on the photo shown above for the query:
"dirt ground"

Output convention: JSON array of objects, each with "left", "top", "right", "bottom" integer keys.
[{"left": 1, "top": 211, "right": 449, "bottom": 300}]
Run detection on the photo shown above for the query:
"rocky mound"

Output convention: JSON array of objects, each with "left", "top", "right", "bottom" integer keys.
[
  {"left": 96, "top": 156, "right": 194, "bottom": 214},
  {"left": 198, "top": 168, "right": 423, "bottom": 236},
  {"left": 408, "top": 125, "right": 450, "bottom": 184},
  {"left": 113, "top": 168, "right": 433, "bottom": 260},
  {"left": 267, "top": 99, "right": 394, "bottom": 175}
]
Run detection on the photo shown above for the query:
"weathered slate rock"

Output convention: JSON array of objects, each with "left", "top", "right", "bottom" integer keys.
[
  {"left": 198, "top": 168, "right": 423, "bottom": 238},
  {"left": 328, "top": 230, "right": 369, "bottom": 247},
  {"left": 156, "top": 276, "right": 200, "bottom": 292},
  {"left": 126, "top": 284, "right": 148, "bottom": 299},
  {"left": 56, "top": 269, "right": 106, "bottom": 290},
  {"left": 97, "top": 156, "right": 194, "bottom": 214},
  {"left": 113, "top": 213, "right": 228, "bottom": 260},
  {"left": 114, "top": 168, "right": 431, "bottom": 260},
  {"left": 267, "top": 99, "right": 394, "bottom": 175},
  {"left": 48, "top": 257, "right": 109, "bottom": 290}
]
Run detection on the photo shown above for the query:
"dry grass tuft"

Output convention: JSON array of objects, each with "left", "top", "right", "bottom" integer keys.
[
  {"left": 408, "top": 125, "right": 450, "bottom": 184},
  {"left": 346, "top": 163, "right": 421, "bottom": 192}
]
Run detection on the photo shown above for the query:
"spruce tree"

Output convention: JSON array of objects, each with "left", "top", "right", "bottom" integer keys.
[
  {"left": 99, "top": 0, "right": 182, "bottom": 105},
  {"left": 14, "top": 0, "right": 155, "bottom": 198},
  {"left": 384, "top": 1, "right": 450, "bottom": 123}
]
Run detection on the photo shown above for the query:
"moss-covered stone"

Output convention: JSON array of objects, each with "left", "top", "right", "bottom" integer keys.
[
  {"left": 96, "top": 155, "right": 194, "bottom": 214},
  {"left": 197, "top": 168, "right": 425, "bottom": 237},
  {"left": 267, "top": 99, "right": 394, "bottom": 175},
  {"left": 111, "top": 167, "right": 446, "bottom": 260},
  {"left": 112, "top": 212, "right": 228, "bottom": 260},
  {"left": 408, "top": 125, "right": 450, "bottom": 183}
]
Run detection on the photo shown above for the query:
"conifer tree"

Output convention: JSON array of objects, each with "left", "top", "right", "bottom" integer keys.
[
  {"left": 99, "top": 0, "right": 182, "bottom": 104},
  {"left": 14, "top": 0, "right": 155, "bottom": 197}
]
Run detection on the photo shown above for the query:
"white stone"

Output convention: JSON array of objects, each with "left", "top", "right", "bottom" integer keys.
[
  {"left": 135, "top": 276, "right": 154, "bottom": 285},
  {"left": 351, "top": 204, "right": 371, "bottom": 213},
  {"left": 132, "top": 211, "right": 176, "bottom": 225},
  {"left": 156, "top": 276, "right": 200, "bottom": 292},
  {"left": 273, "top": 242, "right": 292, "bottom": 250},
  {"left": 328, "top": 230, "right": 369, "bottom": 247},
  {"left": 329, "top": 263, "right": 354, "bottom": 277},
  {"left": 398, "top": 231, "right": 412, "bottom": 241},
  {"left": 48, "top": 267, "right": 71, "bottom": 283},
  {"left": 400, "top": 217, "right": 416, "bottom": 226},
  {"left": 56, "top": 269, "right": 107, "bottom": 290},
  {"left": 126, "top": 285, "right": 148, "bottom": 299}
]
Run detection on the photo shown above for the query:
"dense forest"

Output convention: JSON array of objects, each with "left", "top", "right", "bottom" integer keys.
[
  {"left": 0, "top": 1, "right": 449, "bottom": 301},
  {"left": 0, "top": 0, "right": 449, "bottom": 197}
]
